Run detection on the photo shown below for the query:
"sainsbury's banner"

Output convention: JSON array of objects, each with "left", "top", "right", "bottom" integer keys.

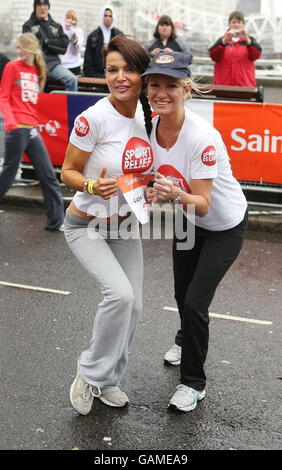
[
  {"left": 213, "top": 102, "right": 282, "bottom": 184},
  {"left": 186, "top": 100, "right": 282, "bottom": 184},
  {"left": 22, "top": 94, "right": 282, "bottom": 185}
]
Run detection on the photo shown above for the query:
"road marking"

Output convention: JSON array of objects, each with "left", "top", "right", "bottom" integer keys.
[
  {"left": 163, "top": 306, "right": 273, "bottom": 325},
  {"left": 0, "top": 281, "right": 71, "bottom": 295}
]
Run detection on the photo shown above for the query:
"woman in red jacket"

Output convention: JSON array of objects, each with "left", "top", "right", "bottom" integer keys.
[
  {"left": 208, "top": 10, "right": 262, "bottom": 87},
  {"left": 0, "top": 33, "right": 64, "bottom": 230}
]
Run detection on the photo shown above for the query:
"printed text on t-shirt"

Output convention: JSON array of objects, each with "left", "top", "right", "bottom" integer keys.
[
  {"left": 75, "top": 116, "right": 90, "bottom": 137},
  {"left": 122, "top": 137, "right": 153, "bottom": 174},
  {"left": 20, "top": 72, "right": 39, "bottom": 104},
  {"left": 201, "top": 145, "right": 216, "bottom": 166}
]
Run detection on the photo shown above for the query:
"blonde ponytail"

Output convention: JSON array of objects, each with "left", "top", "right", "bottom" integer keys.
[
  {"left": 34, "top": 49, "right": 47, "bottom": 90},
  {"left": 180, "top": 76, "right": 212, "bottom": 99},
  {"left": 17, "top": 33, "right": 47, "bottom": 90}
]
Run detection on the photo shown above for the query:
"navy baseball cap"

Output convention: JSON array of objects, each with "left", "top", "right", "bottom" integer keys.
[{"left": 142, "top": 51, "right": 191, "bottom": 79}]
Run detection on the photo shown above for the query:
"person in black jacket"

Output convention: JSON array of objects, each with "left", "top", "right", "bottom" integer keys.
[
  {"left": 144, "top": 15, "right": 193, "bottom": 64},
  {"left": 0, "top": 53, "right": 10, "bottom": 83},
  {"left": 83, "top": 5, "right": 123, "bottom": 78},
  {"left": 22, "top": 0, "right": 78, "bottom": 91}
]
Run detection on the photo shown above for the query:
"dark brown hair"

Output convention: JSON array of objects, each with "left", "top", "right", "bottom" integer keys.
[
  {"left": 153, "top": 15, "right": 177, "bottom": 40},
  {"left": 103, "top": 34, "right": 150, "bottom": 75},
  {"left": 228, "top": 10, "right": 245, "bottom": 24},
  {"left": 103, "top": 35, "right": 152, "bottom": 136}
]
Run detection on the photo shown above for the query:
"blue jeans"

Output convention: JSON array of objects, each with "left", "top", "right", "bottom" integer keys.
[
  {"left": 49, "top": 64, "right": 78, "bottom": 92},
  {"left": 0, "top": 127, "right": 64, "bottom": 230}
]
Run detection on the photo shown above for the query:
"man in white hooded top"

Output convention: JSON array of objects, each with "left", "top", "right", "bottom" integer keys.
[{"left": 83, "top": 5, "right": 123, "bottom": 78}]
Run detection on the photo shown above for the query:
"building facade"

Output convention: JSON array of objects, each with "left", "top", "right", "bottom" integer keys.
[{"left": 0, "top": 0, "right": 281, "bottom": 57}]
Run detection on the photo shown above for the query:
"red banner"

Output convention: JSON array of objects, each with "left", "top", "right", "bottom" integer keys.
[
  {"left": 213, "top": 102, "right": 282, "bottom": 184},
  {"left": 23, "top": 93, "right": 68, "bottom": 166},
  {"left": 21, "top": 94, "right": 282, "bottom": 185}
]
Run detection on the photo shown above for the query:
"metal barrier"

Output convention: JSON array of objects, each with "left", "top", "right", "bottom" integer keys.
[{"left": 45, "top": 76, "right": 264, "bottom": 102}]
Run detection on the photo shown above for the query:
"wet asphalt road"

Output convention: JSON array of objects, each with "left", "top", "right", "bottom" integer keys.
[{"left": 0, "top": 204, "right": 281, "bottom": 454}]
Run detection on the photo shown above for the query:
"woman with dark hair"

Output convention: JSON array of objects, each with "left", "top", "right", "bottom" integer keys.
[
  {"left": 61, "top": 35, "right": 153, "bottom": 415},
  {"left": 144, "top": 15, "right": 192, "bottom": 64}
]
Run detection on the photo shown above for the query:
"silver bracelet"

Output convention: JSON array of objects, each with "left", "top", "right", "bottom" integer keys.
[
  {"left": 83, "top": 179, "right": 89, "bottom": 194},
  {"left": 171, "top": 188, "right": 182, "bottom": 205}
]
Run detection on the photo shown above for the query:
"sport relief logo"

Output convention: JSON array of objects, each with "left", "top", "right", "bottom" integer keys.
[
  {"left": 201, "top": 145, "right": 216, "bottom": 166},
  {"left": 122, "top": 137, "right": 153, "bottom": 174},
  {"left": 75, "top": 116, "right": 89, "bottom": 137},
  {"left": 158, "top": 165, "right": 191, "bottom": 193}
]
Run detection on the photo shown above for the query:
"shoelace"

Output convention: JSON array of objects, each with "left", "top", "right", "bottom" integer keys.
[
  {"left": 175, "top": 384, "right": 197, "bottom": 400},
  {"left": 171, "top": 344, "right": 181, "bottom": 354},
  {"left": 82, "top": 384, "right": 101, "bottom": 400}
]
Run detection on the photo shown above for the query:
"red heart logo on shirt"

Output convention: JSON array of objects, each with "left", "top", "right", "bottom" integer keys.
[
  {"left": 122, "top": 137, "right": 153, "bottom": 174},
  {"left": 75, "top": 116, "right": 89, "bottom": 137},
  {"left": 201, "top": 145, "right": 216, "bottom": 166},
  {"left": 158, "top": 165, "right": 191, "bottom": 193}
]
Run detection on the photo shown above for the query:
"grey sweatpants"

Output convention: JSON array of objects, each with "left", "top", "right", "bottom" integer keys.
[{"left": 64, "top": 210, "right": 143, "bottom": 394}]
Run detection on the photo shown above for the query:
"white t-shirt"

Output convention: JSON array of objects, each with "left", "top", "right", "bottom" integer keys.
[
  {"left": 70, "top": 97, "right": 154, "bottom": 216},
  {"left": 151, "top": 109, "right": 247, "bottom": 231}
]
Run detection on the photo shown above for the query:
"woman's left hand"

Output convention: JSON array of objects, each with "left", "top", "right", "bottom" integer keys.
[
  {"left": 153, "top": 173, "right": 178, "bottom": 201},
  {"left": 240, "top": 28, "right": 251, "bottom": 45},
  {"left": 145, "top": 186, "right": 158, "bottom": 204}
]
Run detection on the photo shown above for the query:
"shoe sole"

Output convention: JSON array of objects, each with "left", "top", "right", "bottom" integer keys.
[
  {"left": 164, "top": 359, "right": 180, "bottom": 366},
  {"left": 99, "top": 395, "right": 129, "bottom": 408},
  {"left": 168, "top": 390, "right": 206, "bottom": 412}
]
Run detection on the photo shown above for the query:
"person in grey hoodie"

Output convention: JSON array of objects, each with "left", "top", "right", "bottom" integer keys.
[
  {"left": 83, "top": 5, "right": 123, "bottom": 78},
  {"left": 22, "top": 0, "right": 78, "bottom": 91}
]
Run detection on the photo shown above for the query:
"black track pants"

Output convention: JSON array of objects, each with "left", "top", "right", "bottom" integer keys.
[{"left": 172, "top": 210, "right": 248, "bottom": 391}]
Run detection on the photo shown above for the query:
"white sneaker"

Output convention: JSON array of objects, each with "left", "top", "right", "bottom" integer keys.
[
  {"left": 169, "top": 384, "right": 206, "bottom": 412},
  {"left": 70, "top": 358, "right": 100, "bottom": 415},
  {"left": 99, "top": 388, "right": 129, "bottom": 408},
  {"left": 164, "top": 343, "right": 182, "bottom": 365}
]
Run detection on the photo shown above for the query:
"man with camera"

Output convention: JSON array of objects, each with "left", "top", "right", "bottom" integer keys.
[
  {"left": 208, "top": 10, "right": 262, "bottom": 87},
  {"left": 22, "top": 0, "right": 78, "bottom": 91}
]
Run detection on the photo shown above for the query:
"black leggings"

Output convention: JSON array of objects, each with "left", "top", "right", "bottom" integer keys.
[{"left": 172, "top": 209, "right": 248, "bottom": 391}]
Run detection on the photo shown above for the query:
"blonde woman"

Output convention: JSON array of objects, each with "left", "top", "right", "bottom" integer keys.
[
  {"left": 0, "top": 33, "right": 64, "bottom": 231},
  {"left": 60, "top": 9, "right": 84, "bottom": 75},
  {"left": 143, "top": 51, "right": 248, "bottom": 412}
]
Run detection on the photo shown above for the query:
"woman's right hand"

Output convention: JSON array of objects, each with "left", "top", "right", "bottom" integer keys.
[
  {"left": 222, "top": 29, "right": 235, "bottom": 44},
  {"left": 92, "top": 167, "right": 117, "bottom": 200},
  {"left": 152, "top": 48, "right": 161, "bottom": 56}
]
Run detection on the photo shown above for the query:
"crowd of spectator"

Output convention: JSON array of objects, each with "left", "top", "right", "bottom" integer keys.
[{"left": 0, "top": 1, "right": 262, "bottom": 89}]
